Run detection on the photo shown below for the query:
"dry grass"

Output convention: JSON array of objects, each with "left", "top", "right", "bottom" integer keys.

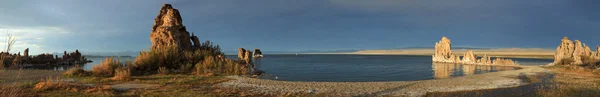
[
  {"left": 111, "top": 67, "right": 131, "bottom": 81},
  {"left": 34, "top": 77, "right": 69, "bottom": 91},
  {"left": 158, "top": 66, "right": 169, "bottom": 75},
  {"left": 62, "top": 67, "right": 88, "bottom": 77},
  {"left": 195, "top": 56, "right": 248, "bottom": 75},
  {"left": 91, "top": 57, "right": 122, "bottom": 77}
]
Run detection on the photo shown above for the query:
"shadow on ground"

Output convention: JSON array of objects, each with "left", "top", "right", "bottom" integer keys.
[{"left": 424, "top": 72, "right": 556, "bottom": 97}]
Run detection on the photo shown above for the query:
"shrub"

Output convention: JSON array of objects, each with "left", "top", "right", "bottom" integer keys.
[
  {"left": 91, "top": 57, "right": 122, "bottom": 77},
  {"left": 158, "top": 66, "right": 169, "bottom": 75},
  {"left": 195, "top": 56, "right": 249, "bottom": 75},
  {"left": 178, "top": 62, "right": 194, "bottom": 73},
  {"left": 133, "top": 46, "right": 181, "bottom": 72},
  {"left": 111, "top": 67, "right": 131, "bottom": 81},
  {"left": 63, "top": 67, "right": 88, "bottom": 77}
]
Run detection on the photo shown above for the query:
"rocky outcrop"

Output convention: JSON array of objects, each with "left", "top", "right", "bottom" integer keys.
[
  {"left": 191, "top": 33, "right": 200, "bottom": 49},
  {"left": 461, "top": 50, "right": 476, "bottom": 64},
  {"left": 21, "top": 49, "right": 90, "bottom": 65},
  {"left": 238, "top": 48, "right": 253, "bottom": 64},
  {"left": 572, "top": 40, "right": 584, "bottom": 65},
  {"left": 432, "top": 36, "right": 519, "bottom": 66},
  {"left": 23, "top": 48, "right": 29, "bottom": 57},
  {"left": 552, "top": 37, "right": 600, "bottom": 65},
  {"left": 253, "top": 48, "right": 263, "bottom": 58},
  {"left": 596, "top": 46, "right": 600, "bottom": 59},
  {"left": 150, "top": 4, "right": 193, "bottom": 51},
  {"left": 553, "top": 37, "right": 575, "bottom": 65},
  {"left": 432, "top": 36, "right": 455, "bottom": 63}
]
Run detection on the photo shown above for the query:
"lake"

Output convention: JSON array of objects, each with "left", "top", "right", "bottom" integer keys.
[{"left": 83, "top": 55, "right": 553, "bottom": 82}]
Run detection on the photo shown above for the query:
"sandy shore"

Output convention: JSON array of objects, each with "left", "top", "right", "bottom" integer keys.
[{"left": 218, "top": 66, "right": 550, "bottom": 97}]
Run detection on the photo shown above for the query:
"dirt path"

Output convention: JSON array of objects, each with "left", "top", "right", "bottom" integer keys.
[{"left": 219, "top": 66, "right": 551, "bottom": 96}]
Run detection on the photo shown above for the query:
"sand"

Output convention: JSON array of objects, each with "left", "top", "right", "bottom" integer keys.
[{"left": 218, "top": 66, "right": 550, "bottom": 97}]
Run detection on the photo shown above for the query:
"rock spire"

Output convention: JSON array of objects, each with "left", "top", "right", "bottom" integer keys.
[
  {"left": 432, "top": 36, "right": 519, "bottom": 66},
  {"left": 150, "top": 4, "right": 193, "bottom": 51},
  {"left": 552, "top": 37, "right": 600, "bottom": 65}
]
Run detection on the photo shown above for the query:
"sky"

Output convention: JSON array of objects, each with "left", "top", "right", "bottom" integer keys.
[{"left": 0, "top": 0, "right": 599, "bottom": 54}]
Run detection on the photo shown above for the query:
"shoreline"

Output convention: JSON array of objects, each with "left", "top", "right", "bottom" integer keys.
[{"left": 218, "top": 65, "right": 550, "bottom": 96}]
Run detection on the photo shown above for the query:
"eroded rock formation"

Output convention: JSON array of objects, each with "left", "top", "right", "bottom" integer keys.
[
  {"left": 238, "top": 48, "right": 253, "bottom": 64},
  {"left": 24, "top": 48, "right": 29, "bottom": 58},
  {"left": 150, "top": 4, "right": 193, "bottom": 51},
  {"left": 462, "top": 50, "right": 476, "bottom": 64},
  {"left": 552, "top": 37, "right": 600, "bottom": 65},
  {"left": 596, "top": 46, "right": 600, "bottom": 59},
  {"left": 253, "top": 48, "right": 263, "bottom": 58},
  {"left": 432, "top": 36, "right": 519, "bottom": 66},
  {"left": 191, "top": 33, "right": 200, "bottom": 49},
  {"left": 432, "top": 36, "right": 454, "bottom": 62}
]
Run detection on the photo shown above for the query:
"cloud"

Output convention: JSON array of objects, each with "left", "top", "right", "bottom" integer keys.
[{"left": 0, "top": 25, "right": 70, "bottom": 54}]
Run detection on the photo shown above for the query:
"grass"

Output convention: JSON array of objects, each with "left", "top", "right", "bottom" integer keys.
[
  {"left": 34, "top": 77, "right": 69, "bottom": 91},
  {"left": 111, "top": 67, "right": 131, "bottom": 81}
]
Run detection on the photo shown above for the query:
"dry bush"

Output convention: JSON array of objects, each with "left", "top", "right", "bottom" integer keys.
[
  {"left": 111, "top": 67, "right": 131, "bottom": 81},
  {"left": 63, "top": 67, "right": 88, "bottom": 77},
  {"left": 158, "top": 66, "right": 169, "bottom": 75},
  {"left": 196, "top": 56, "right": 248, "bottom": 75},
  {"left": 34, "top": 77, "right": 69, "bottom": 91},
  {"left": 91, "top": 57, "right": 122, "bottom": 77},
  {"left": 178, "top": 63, "right": 193, "bottom": 73}
]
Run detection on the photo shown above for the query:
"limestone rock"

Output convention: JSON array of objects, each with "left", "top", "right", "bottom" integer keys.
[
  {"left": 461, "top": 50, "right": 476, "bottom": 63},
  {"left": 553, "top": 37, "right": 575, "bottom": 65},
  {"left": 244, "top": 50, "right": 253, "bottom": 63},
  {"left": 432, "top": 36, "right": 518, "bottom": 66},
  {"left": 572, "top": 40, "right": 584, "bottom": 65},
  {"left": 150, "top": 4, "right": 192, "bottom": 51},
  {"left": 191, "top": 33, "right": 200, "bottom": 49},
  {"left": 596, "top": 46, "right": 600, "bottom": 59},
  {"left": 583, "top": 44, "right": 593, "bottom": 57},
  {"left": 237, "top": 48, "right": 253, "bottom": 63},
  {"left": 24, "top": 48, "right": 29, "bottom": 57},
  {"left": 238, "top": 48, "right": 246, "bottom": 60},
  {"left": 432, "top": 36, "right": 453, "bottom": 62},
  {"left": 253, "top": 48, "right": 263, "bottom": 58}
]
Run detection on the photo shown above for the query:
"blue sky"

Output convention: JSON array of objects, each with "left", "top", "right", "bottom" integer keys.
[{"left": 0, "top": 0, "right": 599, "bottom": 54}]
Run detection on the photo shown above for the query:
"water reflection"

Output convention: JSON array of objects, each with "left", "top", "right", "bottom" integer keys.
[{"left": 432, "top": 63, "right": 519, "bottom": 79}]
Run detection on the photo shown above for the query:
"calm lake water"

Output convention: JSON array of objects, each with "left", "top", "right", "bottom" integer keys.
[{"left": 82, "top": 55, "right": 553, "bottom": 82}]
